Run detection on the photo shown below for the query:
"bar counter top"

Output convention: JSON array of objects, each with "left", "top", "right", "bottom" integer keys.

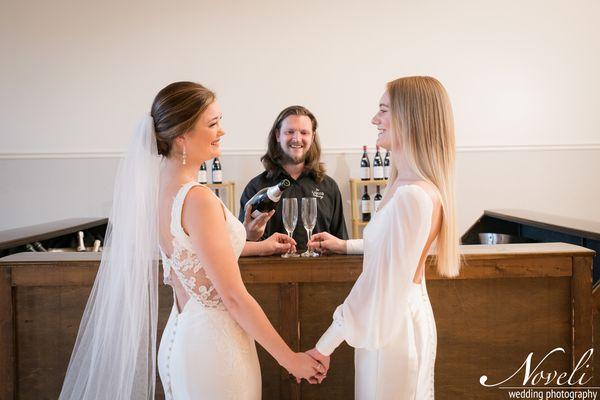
[{"left": 0, "top": 242, "right": 595, "bottom": 399}]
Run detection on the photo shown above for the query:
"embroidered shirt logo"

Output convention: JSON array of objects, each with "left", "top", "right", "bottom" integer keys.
[{"left": 311, "top": 188, "right": 325, "bottom": 199}]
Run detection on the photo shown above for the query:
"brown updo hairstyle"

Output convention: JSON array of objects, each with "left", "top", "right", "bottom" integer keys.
[{"left": 150, "top": 81, "right": 216, "bottom": 157}]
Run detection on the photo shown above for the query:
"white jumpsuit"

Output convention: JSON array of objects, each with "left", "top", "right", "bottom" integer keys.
[{"left": 317, "top": 185, "right": 437, "bottom": 400}]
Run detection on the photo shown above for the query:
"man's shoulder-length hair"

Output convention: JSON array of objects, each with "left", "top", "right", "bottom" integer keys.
[{"left": 260, "top": 105, "right": 326, "bottom": 182}]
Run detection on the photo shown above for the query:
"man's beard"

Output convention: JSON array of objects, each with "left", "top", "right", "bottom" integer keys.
[{"left": 279, "top": 148, "right": 307, "bottom": 165}]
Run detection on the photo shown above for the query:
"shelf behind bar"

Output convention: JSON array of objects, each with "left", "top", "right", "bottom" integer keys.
[{"left": 350, "top": 178, "right": 389, "bottom": 185}]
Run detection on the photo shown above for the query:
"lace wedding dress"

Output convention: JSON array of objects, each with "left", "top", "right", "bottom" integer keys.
[
  {"left": 157, "top": 181, "right": 261, "bottom": 399},
  {"left": 316, "top": 185, "right": 437, "bottom": 399}
]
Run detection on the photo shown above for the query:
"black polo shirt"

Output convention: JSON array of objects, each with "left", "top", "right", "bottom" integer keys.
[{"left": 238, "top": 168, "right": 348, "bottom": 250}]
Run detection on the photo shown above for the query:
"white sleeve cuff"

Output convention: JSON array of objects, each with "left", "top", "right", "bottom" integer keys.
[
  {"left": 315, "top": 322, "right": 345, "bottom": 356},
  {"left": 345, "top": 239, "right": 364, "bottom": 254}
]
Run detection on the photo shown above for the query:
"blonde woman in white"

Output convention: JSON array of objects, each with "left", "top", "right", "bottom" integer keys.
[{"left": 307, "top": 76, "right": 460, "bottom": 399}]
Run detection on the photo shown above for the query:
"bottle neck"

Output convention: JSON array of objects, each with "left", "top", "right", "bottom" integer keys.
[{"left": 267, "top": 185, "right": 284, "bottom": 202}]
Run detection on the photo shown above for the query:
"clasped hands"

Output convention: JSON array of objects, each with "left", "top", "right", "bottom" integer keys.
[{"left": 287, "top": 348, "right": 330, "bottom": 385}]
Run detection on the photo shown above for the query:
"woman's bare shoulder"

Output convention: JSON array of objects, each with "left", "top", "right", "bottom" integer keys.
[{"left": 185, "top": 184, "right": 220, "bottom": 211}]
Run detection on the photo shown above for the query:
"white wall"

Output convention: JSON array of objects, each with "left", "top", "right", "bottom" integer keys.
[{"left": 1, "top": 0, "right": 599, "bottom": 233}]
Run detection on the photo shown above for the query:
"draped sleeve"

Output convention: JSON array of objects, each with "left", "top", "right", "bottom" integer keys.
[
  {"left": 316, "top": 185, "right": 433, "bottom": 355},
  {"left": 346, "top": 239, "right": 364, "bottom": 254}
]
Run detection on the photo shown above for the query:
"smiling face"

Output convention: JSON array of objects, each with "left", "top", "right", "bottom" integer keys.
[
  {"left": 176, "top": 100, "right": 224, "bottom": 163},
  {"left": 276, "top": 115, "right": 315, "bottom": 165},
  {"left": 371, "top": 91, "right": 393, "bottom": 150}
]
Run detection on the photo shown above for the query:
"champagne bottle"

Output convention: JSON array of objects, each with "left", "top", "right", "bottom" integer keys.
[
  {"left": 361, "top": 185, "right": 371, "bottom": 222},
  {"left": 197, "top": 161, "right": 208, "bottom": 184},
  {"left": 360, "top": 145, "right": 370, "bottom": 181},
  {"left": 212, "top": 158, "right": 222, "bottom": 184},
  {"left": 374, "top": 185, "right": 383, "bottom": 211},
  {"left": 383, "top": 150, "right": 391, "bottom": 180},
  {"left": 373, "top": 145, "right": 384, "bottom": 180},
  {"left": 247, "top": 179, "right": 291, "bottom": 218}
]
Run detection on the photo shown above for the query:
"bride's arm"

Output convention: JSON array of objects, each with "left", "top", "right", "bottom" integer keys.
[{"left": 182, "top": 186, "right": 320, "bottom": 380}]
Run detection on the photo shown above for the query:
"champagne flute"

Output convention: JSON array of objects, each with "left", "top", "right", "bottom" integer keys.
[
  {"left": 281, "top": 198, "right": 299, "bottom": 258},
  {"left": 301, "top": 197, "right": 318, "bottom": 257}
]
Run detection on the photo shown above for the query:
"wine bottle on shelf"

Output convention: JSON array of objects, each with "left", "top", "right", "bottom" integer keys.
[
  {"left": 24, "top": 243, "right": 36, "bottom": 252},
  {"left": 197, "top": 161, "right": 208, "bottom": 184},
  {"left": 361, "top": 186, "right": 371, "bottom": 222},
  {"left": 373, "top": 145, "right": 384, "bottom": 180},
  {"left": 383, "top": 150, "right": 391, "bottom": 179},
  {"left": 77, "top": 231, "right": 86, "bottom": 252},
  {"left": 214, "top": 188, "right": 221, "bottom": 200},
  {"left": 92, "top": 240, "right": 102, "bottom": 252},
  {"left": 360, "top": 146, "right": 370, "bottom": 181},
  {"left": 374, "top": 185, "right": 383, "bottom": 212},
  {"left": 246, "top": 179, "right": 291, "bottom": 218},
  {"left": 212, "top": 158, "right": 222, "bottom": 184},
  {"left": 33, "top": 241, "right": 47, "bottom": 252}
]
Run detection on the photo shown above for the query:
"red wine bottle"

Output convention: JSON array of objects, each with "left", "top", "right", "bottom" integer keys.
[
  {"left": 383, "top": 150, "right": 390, "bottom": 180},
  {"left": 198, "top": 161, "right": 208, "bottom": 184},
  {"left": 373, "top": 145, "right": 384, "bottom": 180},
  {"left": 361, "top": 186, "right": 371, "bottom": 222},
  {"left": 374, "top": 185, "right": 382, "bottom": 211},
  {"left": 247, "top": 179, "right": 291, "bottom": 218},
  {"left": 360, "top": 145, "right": 370, "bottom": 181},
  {"left": 212, "top": 158, "right": 222, "bottom": 183}
]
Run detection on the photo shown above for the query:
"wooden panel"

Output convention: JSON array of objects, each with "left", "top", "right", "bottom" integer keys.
[
  {"left": 571, "top": 256, "right": 594, "bottom": 386},
  {"left": 14, "top": 282, "right": 172, "bottom": 400},
  {"left": 455, "top": 256, "right": 572, "bottom": 279},
  {"left": 247, "top": 283, "right": 283, "bottom": 400},
  {"left": 0, "top": 267, "right": 15, "bottom": 400},
  {"left": 594, "top": 284, "right": 600, "bottom": 387},
  {"left": 431, "top": 277, "right": 572, "bottom": 399},
  {"left": 299, "top": 282, "right": 355, "bottom": 400},
  {"left": 594, "top": 283, "right": 600, "bottom": 314},
  {"left": 16, "top": 286, "right": 90, "bottom": 398},
  {"left": 278, "top": 283, "right": 300, "bottom": 400}
]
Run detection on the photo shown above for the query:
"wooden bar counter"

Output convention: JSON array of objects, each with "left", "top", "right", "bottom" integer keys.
[{"left": 0, "top": 243, "right": 595, "bottom": 399}]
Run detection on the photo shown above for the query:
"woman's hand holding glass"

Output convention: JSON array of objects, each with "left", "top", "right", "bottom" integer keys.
[
  {"left": 307, "top": 232, "right": 346, "bottom": 255},
  {"left": 260, "top": 232, "right": 297, "bottom": 256}
]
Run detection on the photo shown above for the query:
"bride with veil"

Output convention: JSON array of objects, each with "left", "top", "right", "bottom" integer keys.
[{"left": 59, "top": 81, "right": 325, "bottom": 399}]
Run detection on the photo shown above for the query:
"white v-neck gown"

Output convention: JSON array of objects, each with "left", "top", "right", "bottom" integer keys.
[
  {"left": 316, "top": 185, "right": 437, "bottom": 400},
  {"left": 157, "top": 182, "right": 261, "bottom": 399}
]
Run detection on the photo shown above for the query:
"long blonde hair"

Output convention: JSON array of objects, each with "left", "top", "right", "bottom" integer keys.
[{"left": 387, "top": 76, "right": 460, "bottom": 277}]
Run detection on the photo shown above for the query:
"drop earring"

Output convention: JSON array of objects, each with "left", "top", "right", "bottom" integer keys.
[{"left": 182, "top": 145, "right": 187, "bottom": 165}]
